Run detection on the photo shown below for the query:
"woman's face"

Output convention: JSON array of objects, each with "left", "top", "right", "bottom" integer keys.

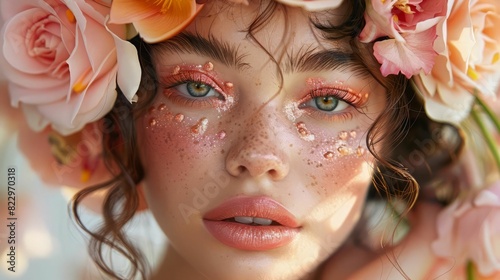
[{"left": 137, "top": 1, "right": 386, "bottom": 279}]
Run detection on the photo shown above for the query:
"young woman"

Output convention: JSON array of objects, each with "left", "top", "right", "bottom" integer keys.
[{"left": 2, "top": 0, "right": 499, "bottom": 279}]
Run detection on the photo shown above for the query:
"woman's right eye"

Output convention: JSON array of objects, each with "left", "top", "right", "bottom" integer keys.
[
  {"left": 161, "top": 72, "right": 231, "bottom": 109},
  {"left": 175, "top": 81, "right": 220, "bottom": 99}
]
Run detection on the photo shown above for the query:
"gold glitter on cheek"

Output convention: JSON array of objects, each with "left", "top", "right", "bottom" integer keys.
[
  {"left": 284, "top": 101, "right": 303, "bottom": 122},
  {"left": 158, "top": 103, "right": 167, "bottom": 111},
  {"left": 337, "top": 145, "right": 351, "bottom": 156},
  {"left": 217, "top": 130, "right": 226, "bottom": 140},
  {"left": 349, "top": 130, "right": 357, "bottom": 139},
  {"left": 225, "top": 82, "right": 233, "bottom": 88},
  {"left": 338, "top": 131, "right": 348, "bottom": 140},
  {"left": 295, "top": 122, "right": 315, "bottom": 141},
  {"left": 356, "top": 146, "right": 366, "bottom": 157},
  {"left": 323, "top": 151, "right": 334, "bottom": 159},
  {"left": 149, "top": 118, "right": 157, "bottom": 127},
  {"left": 191, "top": 117, "right": 209, "bottom": 135}
]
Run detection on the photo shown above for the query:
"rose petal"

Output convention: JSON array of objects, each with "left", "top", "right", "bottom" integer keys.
[
  {"left": 3, "top": 9, "right": 61, "bottom": 74},
  {"left": 424, "top": 92, "right": 473, "bottom": 124},
  {"left": 107, "top": 19, "right": 141, "bottom": 102},
  {"left": 109, "top": 0, "right": 162, "bottom": 24},
  {"left": 373, "top": 28, "right": 438, "bottom": 78},
  {"left": 133, "top": 3, "right": 203, "bottom": 43},
  {"left": 9, "top": 82, "right": 69, "bottom": 105}
]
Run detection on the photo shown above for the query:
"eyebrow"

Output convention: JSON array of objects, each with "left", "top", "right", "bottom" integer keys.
[
  {"left": 154, "top": 33, "right": 368, "bottom": 76},
  {"left": 154, "top": 32, "right": 250, "bottom": 70},
  {"left": 282, "top": 45, "right": 369, "bottom": 76}
]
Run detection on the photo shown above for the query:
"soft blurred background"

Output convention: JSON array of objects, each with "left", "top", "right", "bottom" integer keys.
[
  {"left": 0, "top": 135, "right": 166, "bottom": 280},
  {"left": 0, "top": 10, "right": 166, "bottom": 280}
]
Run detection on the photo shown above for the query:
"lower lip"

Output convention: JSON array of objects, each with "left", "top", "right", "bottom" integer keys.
[{"left": 204, "top": 220, "right": 299, "bottom": 251}]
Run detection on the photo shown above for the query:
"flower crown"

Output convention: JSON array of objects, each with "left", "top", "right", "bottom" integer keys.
[{"left": 1, "top": 0, "right": 500, "bottom": 278}]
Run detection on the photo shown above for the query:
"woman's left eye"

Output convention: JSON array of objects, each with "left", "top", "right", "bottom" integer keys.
[
  {"left": 175, "top": 81, "right": 219, "bottom": 98},
  {"left": 306, "top": 95, "right": 349, "bottom": 113}
]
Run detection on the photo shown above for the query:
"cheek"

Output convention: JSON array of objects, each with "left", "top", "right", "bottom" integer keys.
[
  {"left": 137, "top": 103, "right": 227, "bottom": 200},
  {"left": 296, "top": 123, "right": 373, "bottom": 196}
]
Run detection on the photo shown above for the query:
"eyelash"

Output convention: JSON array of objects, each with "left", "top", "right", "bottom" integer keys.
[
  {"left": 298, "top": 88, "right": 364, "bottom": 122},
  {"left": 159, "top": 71, "right": 364, "bottom": 122},
  {"left": 160, "top": 71, "right": 228, "bottom": 108}
]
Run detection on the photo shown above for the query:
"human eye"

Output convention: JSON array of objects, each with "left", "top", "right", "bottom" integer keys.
[
  {"left": 160, "top": 71, "right": 230, "bottom": 109},
  {"left": 298, "top": 87, "right": 366, "bottom": 121},
  {"left": 175, "top": 81, "right": 218, "bottom": 98}
]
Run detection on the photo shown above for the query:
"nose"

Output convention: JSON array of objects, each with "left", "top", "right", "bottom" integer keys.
[{"left": 225, "top": 112, "right": 290, "bottom": 181}]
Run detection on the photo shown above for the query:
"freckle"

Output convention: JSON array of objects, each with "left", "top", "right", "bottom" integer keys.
[
  {"left": 221, "top": 149, "right": 225, "bottom": 154},
  {"left": 174, "top": 113, "right": 184, "bottom": 123},
  {"left": 149, "top": 118, "right": 157, "bottom": 127},
  {"left": 172, "top": 65, "right": 181, "bottom": 75},
  {"left": 338, "top": 145, "right": 350, "bottom": 156},
  {"left": 191, "top": 117, "right": 209, "bottom": 135},
  {"left": 217, "top": 130, "right": 226, "bottom": 140},
  {"left": 338, "top": 131, "right": 348, "bottom": 140},
  {"left": 356, "top": 146, "right": 366, "bottom": 157},
  {"left": 148, "top": 106, "right": 156, "bottom": 114},
  {"left": 323, "top": 151, "right": 334, "bottom": 159},
  {"left": 158, "top": 103, "right": 166, "bottom": 111},
  {"left": 204, "top": 62, "right": 214, "bottom": 71},
  {"left": 350, "top": 130, "right": 357, "bottom": 139}
]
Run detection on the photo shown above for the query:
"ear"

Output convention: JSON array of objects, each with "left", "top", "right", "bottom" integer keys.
[{"left": 16, "top": 119, "right": 148, "bottom": 212}]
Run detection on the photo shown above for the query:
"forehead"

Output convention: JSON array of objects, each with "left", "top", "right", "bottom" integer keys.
[{"left": 182, "top": 0, "right": 352, "bottom": 57}]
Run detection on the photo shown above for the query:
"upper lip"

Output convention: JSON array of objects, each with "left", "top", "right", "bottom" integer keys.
[{"left": 203, "top": 196, "right": 300, "bottom": 228}]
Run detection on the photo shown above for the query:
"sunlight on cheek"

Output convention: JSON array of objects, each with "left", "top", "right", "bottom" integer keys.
[
  {"left": 329, "top": 195, "right": 357, "bottom": 231},
  {"left": 308, "top": 161, "right": 373, "bottom": 224}
]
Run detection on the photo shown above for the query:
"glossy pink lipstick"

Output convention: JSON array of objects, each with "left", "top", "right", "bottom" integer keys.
[{"left": 203, "top": 196, "right": 300, "bottom": 251}]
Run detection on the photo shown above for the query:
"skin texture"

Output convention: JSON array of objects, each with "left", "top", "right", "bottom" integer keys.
[{"left": 136, "top": 1, "right": 387, "bottom": 279}]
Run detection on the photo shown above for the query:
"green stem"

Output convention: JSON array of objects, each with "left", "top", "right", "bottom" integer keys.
[
  {"left": 471, "top": 107, "right": 500, "bottom": 171},
  {"left": 466, "top": 261, "right": 475, "bottom": 280},
  {"left": 474, "top": 94, "right": 500, "bottom": 132}
]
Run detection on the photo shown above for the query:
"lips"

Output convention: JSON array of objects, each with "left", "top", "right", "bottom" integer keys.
[{"left": 203, "top": 196, "right": 301, "bottom": 251}]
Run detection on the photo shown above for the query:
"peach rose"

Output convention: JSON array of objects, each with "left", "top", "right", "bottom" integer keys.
[
  {"left": 432, "top": 181, "right": 500, "bottom": 277},
  {"left": 1, "top": 0, "right": 140, "bottom": 135},
  {"left": 416, "top": 0, "right": 500, "bottom": 124},
  {"left": 274, "top": 0, "right": 344, "bottom": 11},
  {"left": 110, "top": 0, "right": 204, "bottom": 43}
]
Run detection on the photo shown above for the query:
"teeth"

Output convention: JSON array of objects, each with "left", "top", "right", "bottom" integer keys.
[
  {"left": 234, "top": 216, "right": 253, "bottom": 224},
  {"left": 253, "top": 218, "right": 273, "bottom": 226},
  {"left": 233, "top": 216, "right": 274, "bottom": 225}
]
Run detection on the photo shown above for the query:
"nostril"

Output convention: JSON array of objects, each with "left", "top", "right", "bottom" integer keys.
[
  {"left": 237, "top": 166, "right": 246, "bottom": 175},
  {"left": 268, "top": 169, "right": 279, "bottom": 179}
]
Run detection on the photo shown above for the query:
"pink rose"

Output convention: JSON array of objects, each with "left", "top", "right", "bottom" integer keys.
[
  {"left": 432, "top": 181, "right": 500, "bottom": 276},
  {"left": 360, "top": 0, "right": 447, "bottom": 78},
  {"left": 416, "top": 0, "right": 500, "bottom": 124},
  {"left": 1, "top": 0, "right": 140, "bottom": 135},
  {"left": 274, "top": 0, "right": 344, "bottom": 11}
]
